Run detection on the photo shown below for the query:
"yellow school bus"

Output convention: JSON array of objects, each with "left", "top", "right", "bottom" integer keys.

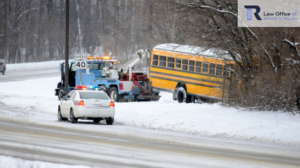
[{"left": 149, "top": 44, "right": 236, "bottom": 103}]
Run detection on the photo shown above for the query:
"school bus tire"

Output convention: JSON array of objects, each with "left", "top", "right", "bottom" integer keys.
[
  {"left": 177, "top": 87, "right": 187, "bottom": 103},
  {"left": 186, "top": 95, "right": 192, "bottom": 103}
]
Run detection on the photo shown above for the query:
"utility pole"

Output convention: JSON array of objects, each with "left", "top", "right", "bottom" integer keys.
[{"left": 65, "top": 0, "right": 69, "bottom": 95}]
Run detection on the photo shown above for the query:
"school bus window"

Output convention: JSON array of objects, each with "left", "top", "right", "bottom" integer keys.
[
  {"left": 182, "top": 59, "right": 188, "bottom": 71},
  {"left": 195, "top": 61, "right": 202, "bottom": 73},
  {"left": 202, "top": 63, "right": 209, "bottom": 73},
  {"left": 167, "top": 57, "right": 175, "bottom": 68},
  {"left": 152, "top": 55, "right": 158, "bottom": 66},
  {"left": 224, "top": 65, "right": 231, "bottom": 77},
  {"left": 175, "top": 58, "right": 181, "bottom": 69},
  {"left": 216, "top": 64, "right": 223, "bottom": 76},
  {"left": 209, "top": 63, "right": 216, "bottom": 75},
  {"left": 189, "top": 60, "right": 195, "bottom": 72},
  {"left": 159, "top": 56, "right": 167, "bottom": 67}
]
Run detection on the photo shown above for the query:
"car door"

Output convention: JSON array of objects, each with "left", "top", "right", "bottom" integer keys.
[
  {"left": 61, "top": 91, "right": 74, "bottom": 117},
  {"left": 65, "top": 91, "right": 76, "bottom": 118},
  {"left": 60, "top": 97, "right": 68, "bottom": 117}
]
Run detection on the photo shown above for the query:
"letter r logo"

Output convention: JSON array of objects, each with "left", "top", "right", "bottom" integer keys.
[{"left": 244, "top": 6, "right": 262, "bottom": 20}]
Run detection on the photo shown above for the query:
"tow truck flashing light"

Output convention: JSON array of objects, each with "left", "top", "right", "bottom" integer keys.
[
  {"left": 87, "top": 56, "right": 117, "bottom": 63},
  {"left": 103, "top": 56, "right": 111, "bottom": 60}
]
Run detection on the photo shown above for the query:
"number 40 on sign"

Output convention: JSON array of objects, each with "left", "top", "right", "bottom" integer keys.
[{"left": 75, "top": 54, "right": 88, "bottom": 69}]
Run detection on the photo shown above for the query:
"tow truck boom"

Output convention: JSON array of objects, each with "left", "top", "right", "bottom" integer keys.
[{"left": 116, "top": 49, "right": 150, "bottom": 73}]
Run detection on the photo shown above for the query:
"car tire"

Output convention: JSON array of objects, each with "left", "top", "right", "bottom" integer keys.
[
  {"left": 110, "top": 87, "right": 119, "bottom": 102},
  {"left": 70, "top": 109, "right": 77, "bottom": 124},
  {"left": 58, "top": 88, "right": 64, "bottom": 101},
  {"left": 58, "top": 106, "right": 67, "bottom": 121},
  {"left": 106, "top": 118, "right": 114, "bottom": 125},
  {"left": 177, "top": 87, "right": 187, "bottom": 103},
  {"left": 93, "top": 119, "right": 101, "bottom": 123},
  {"left": 2, "top": 68, "right": 5, "bottom": 75}
]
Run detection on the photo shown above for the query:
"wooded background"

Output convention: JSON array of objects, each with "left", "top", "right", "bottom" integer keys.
[
  {"left": 0, "top": 0, "right": 193, "bottom": 64},
  {"left": 0, "top": 0, "right": 147, "bottom": 63}
]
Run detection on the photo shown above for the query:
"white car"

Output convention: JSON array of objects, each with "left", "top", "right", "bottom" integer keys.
[{"left": 58, "top": 89, "right": 115, "bottom": 125}]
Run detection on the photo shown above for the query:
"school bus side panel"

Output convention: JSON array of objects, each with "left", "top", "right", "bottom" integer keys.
[
  {"left": 150, "top": 78, "right": 178, "bottom": 91},
  {"left": 186, "top": 84, "right": 223, "bottom": 99}
]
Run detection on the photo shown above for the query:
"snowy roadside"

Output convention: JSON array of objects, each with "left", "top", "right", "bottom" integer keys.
[
  {"left": 0, "top": 75, "right": 299, "bottom": 147},
  {"left": 0, "top": 155, "right": 97, "bottom": 168},
  {"left": 6, "top": 60, "right": 65, "bottom": 72}
]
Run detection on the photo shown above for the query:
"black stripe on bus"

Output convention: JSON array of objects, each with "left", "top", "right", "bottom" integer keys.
[
  {"left": 151, "top": 65, "right": 228, "bottom": 78},
  {"left": 151, "top": 76, "right": 223, "bottom": 90},
  {"left": 150, "top": 71, "right": 224, "bottom": 85},
  {"left": 153, "top": 86, "right": 222, "bottom": 100}
]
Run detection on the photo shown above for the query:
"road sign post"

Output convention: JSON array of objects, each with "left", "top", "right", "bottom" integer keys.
[
  {"left": 75, "top": 54, "right": 88, "bottom": 85},
  {"left": 65, "top": 0, "right": 69, "bottom": 95}
]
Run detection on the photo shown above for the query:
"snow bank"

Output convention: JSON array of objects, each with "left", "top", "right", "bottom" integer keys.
[
  {"left": 6, "top": 60, "right": 67, "bottom": 72},
  {"left": 0, "top": 75, "right": 299, "bottom": 146},
  {"left": 116, "top": 92, "right": 300, "bottom": 146},
  {"left": 0, "top": 155, "right": 96, "bottom": 168}
]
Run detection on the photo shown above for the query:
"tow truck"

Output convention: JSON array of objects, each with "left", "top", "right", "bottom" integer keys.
[{"left": 55, "top": 49, "right": 160, "bottom": 102}]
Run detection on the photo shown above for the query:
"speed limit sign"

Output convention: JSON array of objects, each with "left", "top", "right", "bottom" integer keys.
[{"left": 75, "top": 54, "right": 88, "bottom": 69}]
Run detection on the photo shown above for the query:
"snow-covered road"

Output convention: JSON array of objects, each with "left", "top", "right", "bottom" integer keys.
[
  {"left": 0, "top": 61, "right": 299, "bottom": 167},
  {"left": 0, "top": 120, "right": 299, "bottom": 168}
]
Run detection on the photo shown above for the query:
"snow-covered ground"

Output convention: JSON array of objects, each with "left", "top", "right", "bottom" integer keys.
[
  {"left": 0, "top": 61, "right": 300, "bottom": 147},
  {"left": 0, "top": 156, "right": 96, "bottom": 168}
]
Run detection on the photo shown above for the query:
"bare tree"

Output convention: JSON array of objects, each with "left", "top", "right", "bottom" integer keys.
[{"left": 177, "top": 0, "right": 300, "bottom": 112}]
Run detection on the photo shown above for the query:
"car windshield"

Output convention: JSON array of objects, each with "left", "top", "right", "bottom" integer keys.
[{"left": 79, "top": 92, "right": 109, "bottom": 100}]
